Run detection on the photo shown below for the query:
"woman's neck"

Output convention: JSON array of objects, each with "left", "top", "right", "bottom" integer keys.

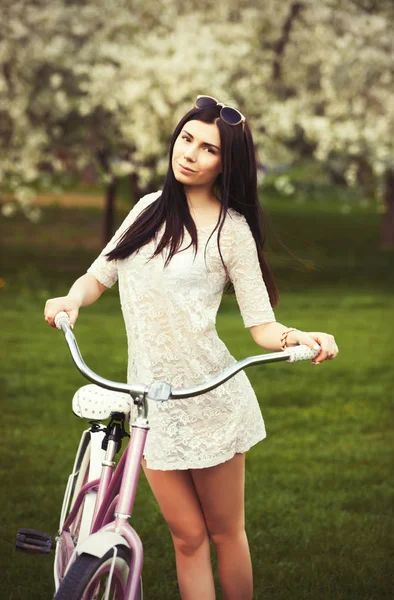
[
  {"left": 184, "top": 186, "right": 222, "bottom": 228},
  {"left": 184, "top": 187, "right": 220, "bottom": 210}
]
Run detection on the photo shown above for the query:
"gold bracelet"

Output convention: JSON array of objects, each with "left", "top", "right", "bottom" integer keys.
[{"left": 280, "top": 327, "right": 297, "bottom": 351}]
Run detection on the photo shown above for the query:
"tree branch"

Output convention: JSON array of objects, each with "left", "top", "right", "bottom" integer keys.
[{"left": 272, "top": 2, "right": 305, "bottom": 82}]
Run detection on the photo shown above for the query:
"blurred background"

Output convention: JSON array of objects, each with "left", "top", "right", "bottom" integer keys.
[{"left": 1, "top": 1, "right": 393, "bottom": 598}]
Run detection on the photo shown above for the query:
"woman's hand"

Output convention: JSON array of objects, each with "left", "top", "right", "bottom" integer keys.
[
  {"left": 44, "top": 274, "right": 107, "bottom": 328},
  {"left": 288, "top": 330, "right": 339, "bottom": 364},
  {"left": 44, "top": 296, "right": 80, "bottom": 328}
]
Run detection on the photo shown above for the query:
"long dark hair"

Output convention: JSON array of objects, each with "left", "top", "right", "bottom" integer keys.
[{"left": 106, "top": 104, "right": 279, "bottom": 307}]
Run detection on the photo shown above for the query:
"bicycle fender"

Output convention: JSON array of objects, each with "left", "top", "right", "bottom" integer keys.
[{"left": 76, "top": 531, "right": 129, "bottom": 559}]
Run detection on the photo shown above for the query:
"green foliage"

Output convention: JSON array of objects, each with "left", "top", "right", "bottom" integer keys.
[{"left": 1, "top": 196, "right": 393, "bottom": 599}]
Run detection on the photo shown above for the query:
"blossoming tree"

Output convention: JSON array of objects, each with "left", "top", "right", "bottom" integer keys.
[{"left": 1, "top": 0, "right": 393, "bottom": 246}]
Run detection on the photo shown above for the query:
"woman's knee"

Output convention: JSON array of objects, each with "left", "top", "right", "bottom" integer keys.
[
  {"left": 141, "top": 460, "right": 209, "bottom": 555},
  {"left": 209, "top": 526, "right": 247, "bottom": 549},
  {"left": 170, "top": 524, "right": 210, "bottom": 556}
]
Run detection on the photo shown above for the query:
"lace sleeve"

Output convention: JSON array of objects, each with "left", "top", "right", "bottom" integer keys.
[
  {"left": 87, "top": 191, "right": 161, "bottom": 288},
  {"left": 228, "top": 215, "right": 276, "bottom": 328}
]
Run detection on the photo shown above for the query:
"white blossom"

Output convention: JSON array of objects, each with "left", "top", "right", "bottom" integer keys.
[
  {"left": 0, "top": 0, "right": 392, "bottom": 214},
  {"left": 1, "top": 202, "right": 17, "bottom": 217}
]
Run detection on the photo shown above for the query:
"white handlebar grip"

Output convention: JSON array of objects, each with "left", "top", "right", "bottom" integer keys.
[
  {"left": 54, "top": 311, "right": 71, "bottom": 330},
  {"left": 287, "top": 344, "right": 321, "bottom": 363}
]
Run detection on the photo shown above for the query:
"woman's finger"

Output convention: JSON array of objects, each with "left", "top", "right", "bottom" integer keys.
[
  {"left": 327, "top": 344, "right": 339, "bottom": 359},
  {"left": 308, "top": 333, "right": 338, "bottom": 364}
]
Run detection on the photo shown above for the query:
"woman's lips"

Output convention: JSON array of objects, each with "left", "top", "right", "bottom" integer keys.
[{"left": 178, "top": 163, "right": 196, "bottom": 173}]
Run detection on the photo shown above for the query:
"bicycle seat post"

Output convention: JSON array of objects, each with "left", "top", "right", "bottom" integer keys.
[
  {"left": 92, "top": 414, "right": 128, "bottom": 527},
  {"left": 113, "top": 394, "right": 150, "bottom": 525}
]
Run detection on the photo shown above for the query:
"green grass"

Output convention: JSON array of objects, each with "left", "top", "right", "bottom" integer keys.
[{"left": 1, "top": 191, "right": 393, "bottom": 599}]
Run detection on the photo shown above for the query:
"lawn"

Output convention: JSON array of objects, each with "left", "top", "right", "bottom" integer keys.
[{"left": 0, "top": 191, "right": 393, "bottom": 599}]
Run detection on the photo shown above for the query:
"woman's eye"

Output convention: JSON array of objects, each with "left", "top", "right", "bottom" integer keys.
[
  {"left": 182, "top": 136, "right": 190, "bottom": 142},
  {"left": 205, "top": 147, "right": 215, "bottom": 154}
]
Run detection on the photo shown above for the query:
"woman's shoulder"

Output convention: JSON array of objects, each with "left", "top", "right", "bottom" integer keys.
[
  {"left": 119, "top": 190, "right": 161, "bottom": 229},
  {"left": 124, "top": 190, "right": 161, "bottom": 223},
  {"left": 218, "top": 209, "right": 254, "bottom": 253},
  {"left": 224, "top": 207, "right": 249, "bottom": 232},
  {"left": 137, "top": 190, "right": 162, "bottom": 210}
]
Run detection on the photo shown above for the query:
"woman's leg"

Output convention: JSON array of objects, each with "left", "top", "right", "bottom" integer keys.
[
  {"left": 190, "top": 453, "right": 253, "bottom": 600},
  {"left": 141, "top": 458, "right": 216, "bottom": 600}
]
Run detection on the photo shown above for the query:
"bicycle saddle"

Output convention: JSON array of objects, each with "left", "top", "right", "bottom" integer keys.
[{"left": 72, "top": 384, "right": 132, "bottom": 420}]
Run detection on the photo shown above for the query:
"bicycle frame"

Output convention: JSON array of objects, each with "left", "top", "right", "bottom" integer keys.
[
  {"left": 99, "top": 424, "right": 149, "bottom": 599},
  {"left": 55, "top": 408, "right": 149, "bottom": 598}
]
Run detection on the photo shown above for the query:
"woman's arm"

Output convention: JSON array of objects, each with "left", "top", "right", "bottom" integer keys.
[
  {"left": 250, "top": 322, "right": 339, "bottom": 364},
  {"left": 44, "top": 273, "right": 107, "bottom": 328},
  {"left": 67, "top": 273, "right": 107, "bottom": 306}
]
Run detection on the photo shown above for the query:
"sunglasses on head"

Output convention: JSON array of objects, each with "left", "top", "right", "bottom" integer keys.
[{"left": 195, "top": 95, "right": 246, "bottom": 131}]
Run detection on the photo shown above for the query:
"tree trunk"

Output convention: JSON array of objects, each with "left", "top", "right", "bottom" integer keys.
[
  {"left": 95, "top": 150, "right": 119, "bottom": 246},
  {"left": 129, "top": 172, "right": 142, "bottom": 207},
  {"left": 103, "top": 176, "right": 117, "bottom": 246},
  {"left": 129, "top": 170, "right": 160, "bottom": 204},
  {"left": 381, "top": 170, "right": 394, "bottom": 251}
]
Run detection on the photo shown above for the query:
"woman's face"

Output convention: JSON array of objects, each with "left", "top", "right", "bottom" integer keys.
[{"left": 172, "top": 120, "right": 222, "bottom": 190}]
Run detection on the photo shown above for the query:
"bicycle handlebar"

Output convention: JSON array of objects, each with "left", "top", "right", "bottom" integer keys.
[{"left": 54, "top": 311, "right": 320, "bottom": 402}]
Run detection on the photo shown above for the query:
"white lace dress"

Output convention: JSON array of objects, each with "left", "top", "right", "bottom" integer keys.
[{"left": 87, "top": 191, "right": 276, "bottom": 470}]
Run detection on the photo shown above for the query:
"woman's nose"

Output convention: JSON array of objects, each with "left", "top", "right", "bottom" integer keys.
[{"left": 184, "top": 146, "right": 197, "bottom": 161}]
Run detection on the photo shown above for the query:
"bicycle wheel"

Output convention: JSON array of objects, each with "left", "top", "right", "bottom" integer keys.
[{"left": 54, "top": 545, "right": 143, "bottom": 600}]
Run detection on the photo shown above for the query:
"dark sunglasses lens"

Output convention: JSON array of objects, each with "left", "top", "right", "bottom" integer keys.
[
  {"left": 196, "top": 96, "right": 217, "bottom": 109},
  {"left": 221, "top": 107, "right": 242, "bottom": 125}
]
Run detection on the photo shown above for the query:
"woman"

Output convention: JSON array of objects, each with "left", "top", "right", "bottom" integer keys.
[{"left": 45, "top": 96, "right": 338, "bottom": 600}]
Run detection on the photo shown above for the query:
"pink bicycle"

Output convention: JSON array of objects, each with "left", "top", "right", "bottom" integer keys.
[{"left": 16, "top": 311, "right": 319, "bottom": 599}]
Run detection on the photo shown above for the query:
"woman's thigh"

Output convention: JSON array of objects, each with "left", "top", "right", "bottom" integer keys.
[
  {"left": 190, "top": 453, "right": 246, "bottom": 539},
  {"left": 141, "top": 458, "right": 209, "bottom": 551}
]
